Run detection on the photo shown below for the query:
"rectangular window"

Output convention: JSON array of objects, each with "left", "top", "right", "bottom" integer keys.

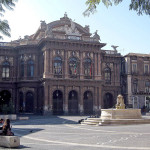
[
  {"left": 145, "top": 81, "right": 150, "bottom": 93},
  {"left": 144, "top": 64, "right": 149, "bottom": 74},
  {"left": 132, "top": 63, "right": 137, "bottom": 74},
  {"left": 133, "top": 83, "right": 138, "bottom": 93}
]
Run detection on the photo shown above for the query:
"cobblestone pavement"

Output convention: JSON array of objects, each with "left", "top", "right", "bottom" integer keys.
[{"left": 1, "top": 115, "right": 150, "bottom": 150}]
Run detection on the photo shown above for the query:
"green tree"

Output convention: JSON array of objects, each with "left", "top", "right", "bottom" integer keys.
[
  {"left": 0, "top": 0, "right": 17, "bottom": 40},
  {"left": 84, "top": 0, "right": 150, "bottom": 16}
]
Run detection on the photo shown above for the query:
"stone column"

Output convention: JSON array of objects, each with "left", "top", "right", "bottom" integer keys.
[
  {"left": 15, "top": 89, "right": 19, "bottom": 113},
  {"left": 127, "top": 75, "right": 132, "bottom": 106},
  {"left": 23, "top": 91, "right": 26, "bottom": 112},
  {"left": 79, "top": 86, "right": 84, "bottom": 115},
  {"left": 97, "top": 53, "right": 102, "bottom": 79},
  {"left": 116, "top": 63, "right": 120, "bottom": 86},
  {"left": 99, "top": 87, "right": 102, "bottom": 109},
  {"left": 80, "top": 52, "right": 83, "bottom": 79},
  {"left": 64, "top": 51, "right": 68, "bottom": 78},
  {"left": 64, "top": 86, "right": 68, "bottom": 114},
  {"left": 12, "top": 85, "right": 17, "bottom": 113},
  {"left": 93, "top": 87, "right": 97, "bottom": 114},
  {"left": 24, "top": 64, "right": 27, "bottom": 79},
  {"left": 49, "top": 49, "right": 53, "bottom": 77},
  {"left": 43, "top": 50, "right": 49, "bottom": 78},
  {"left": 43, "top": 83, "right": 51, "bottom": 115},
  {"left": 48, "top": 85, "right": 53, "bottom": 114},
  {"left": 114, "top": 63, "right": 117, "bottom": 86},
  {"left": 94, "top": 53, "right": 97, "bottom": 80},
  {"left": 35, "top": 55, "right": 38, "bottom": 79},
  {"left": 34, "top": 88, "right": 38, "bottom": 113}
]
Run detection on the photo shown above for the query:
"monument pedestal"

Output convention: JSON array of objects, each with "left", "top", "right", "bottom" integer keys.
[
  {"left": 101, "top": 109, "right": 142, "bottom": 119},
  {"left": 81, "top": 94, "right": 150, "bottom": 126},
  {"left": 98, "top": 109, "right": 150, "bottom": 125}
]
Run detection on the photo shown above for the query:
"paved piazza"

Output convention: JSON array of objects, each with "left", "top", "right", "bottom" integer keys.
[{"left": 1, "top": 116, "right": 150, "bottom": 150}]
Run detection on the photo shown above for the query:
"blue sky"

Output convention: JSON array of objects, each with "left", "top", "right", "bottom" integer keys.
[{"left": 2, "top": 0, "right": 150, "bottom": 55}]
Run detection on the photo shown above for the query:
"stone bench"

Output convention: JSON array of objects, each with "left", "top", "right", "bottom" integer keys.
[
  {"left": 0, "top": 136, "right": 20, "bottom": 148},
  {"left": 0, "top": 114, "right": 17, "bottom": 120},
  {"left": 18, "top": 116, "right": 29, "bottom": 120}
]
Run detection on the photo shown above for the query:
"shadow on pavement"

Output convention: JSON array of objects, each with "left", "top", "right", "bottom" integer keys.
[
  {"left": 12, "top": 128, "right": 44, "bottom": 137},
  {"left": 12, "top": 115, "right": 84, "bottom": 126}
]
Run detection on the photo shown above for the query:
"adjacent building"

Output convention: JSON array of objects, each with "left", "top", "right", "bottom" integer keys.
[{"left": 123, "top": 53, "right": 150, "bottom": 111}]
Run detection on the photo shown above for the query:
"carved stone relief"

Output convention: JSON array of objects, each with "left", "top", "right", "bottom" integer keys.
[
  {"left": 72, "top": 51, "right": 76, "bottom": 56},
  {"left": 83, "top": 52, "right": 86, "bottom": 58},
  {"left": 68, "top": 51, "right": 71, "bottom": 58},
  {"left": 20, "top": 54, "right": 35, "bottom": 62},
  {"left": 0, "top": 56, "right": 14, "bottom": 65},
  {"left": 19, "top": 87, "right": 34, "bottom": 94},
  {"left": 56, "top": 50, "right": 61, "bottom": 55},
  {"left": 76, "top": 52, "right": 79, "bottom": 57},
  {"left": 0, "top": 56, "right": 4, "bottom": 64}
]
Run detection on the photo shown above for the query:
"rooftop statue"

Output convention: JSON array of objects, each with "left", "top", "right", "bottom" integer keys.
[
  {"left": 64, "top": 19, "right": 81, "bottom": 36},
  {"left": 111, "top": 45, "right": 119, "bottom": 51},
  {"left": 64, "top": 12, "right": 68, "bottom": 18},
  {"left": 93, "top": 30, "right": 100, "bottom": 41}
]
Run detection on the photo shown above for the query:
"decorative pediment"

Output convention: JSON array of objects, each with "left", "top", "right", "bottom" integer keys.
[
  {"left": 51, "top": 20, "right": 83, "bottom": 37},
  {"left": 21, "top": 13, "right": 101, "bottom": 43},
  {"left": 52, "top": 26, "right": 65, "bottom": 32}
]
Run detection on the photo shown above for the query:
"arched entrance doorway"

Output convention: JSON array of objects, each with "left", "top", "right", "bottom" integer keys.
[
  {"left": 103, "top": 93, "right": 113, "bottom": 109},
  {"left": 0, "top": 90, "right": 11, "bottom": 105},
  {"left": 0, "top": 90, "right": 11, "bottom": 113},
  {"left": 25, "top": 92, "right": 34, "bottom": 113},
  {"left": 68, "top": 90, "right": 78, "bottom": 114},
  {"left": 83, "top": 91, "right": 93, "bottom": 115},
  {"left": 19, "top": 92, "right": 23, "bottom": 113},
  {"left": 53, "top": 90, "right": 63, "bottom": 115}
]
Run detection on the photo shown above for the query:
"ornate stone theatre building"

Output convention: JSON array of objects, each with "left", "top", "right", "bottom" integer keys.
[{"left": 0, "top": 14, "right": 122, "bottom": 115}]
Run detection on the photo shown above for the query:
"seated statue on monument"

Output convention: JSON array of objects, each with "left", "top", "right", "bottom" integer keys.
[{"left": 115, "top": 94, "right": 125, "bottom": 109}]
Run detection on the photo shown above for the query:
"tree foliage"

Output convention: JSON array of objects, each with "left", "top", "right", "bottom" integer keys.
[
  {"left": 84, "top": 0, "right": 150, "bottom": 16},
  {"left": 0, "top": 0, "right": 17, "bottom": 40}
]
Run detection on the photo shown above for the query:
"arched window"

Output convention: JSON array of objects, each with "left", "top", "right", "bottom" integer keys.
[
  {"left": 104, "top": 67, "right": 111, "bottom": 84},
  {"left": 54, "top": 56, "right": 62, "bottom": 75},
  {"left": 20, "top": 61, "right": 24, "bottom": 77},
  {"left": 133, "top": 79, "right": 138, "bottom": 93},
  {"left": 69, "top": 57, "right": 78, "bottom": 77},
  {"left": 27, "top": 60, "right": 34, "bottom": 77},
  {"left": 84, "top": 58, "right": 92, "bottom": 78},
  {"left": 145, "top": 80, "right": 150, "bottom": 93},
  {"left": 2, "top": 61, "right": 10, "bottom": 79}
]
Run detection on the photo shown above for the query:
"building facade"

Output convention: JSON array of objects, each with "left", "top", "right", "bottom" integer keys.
[
  {"left": 123, "top": 53, "right": 150, "bottom": 111},
  {"left": 2, "top": 14, "right": 148, "bottom": 115}
]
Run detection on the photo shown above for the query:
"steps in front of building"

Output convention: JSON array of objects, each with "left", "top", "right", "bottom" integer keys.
[
  {"left": 81, "top": 118, "right": 102, "bottom": 125},
  {"left": 81, "top": 117, "right": 150, "bottom": 126},
  {"left": 99, "top": 118, "right": 150, "bottom": 126}
]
